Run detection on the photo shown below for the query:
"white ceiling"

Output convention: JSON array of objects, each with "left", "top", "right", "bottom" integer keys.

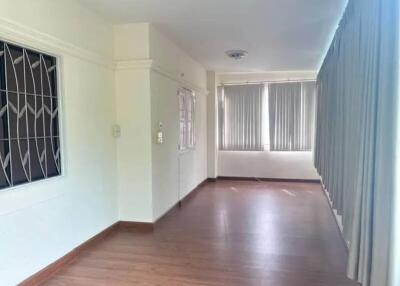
[{"left": 79, "top": 0, "right": 347, "bottom": 72}]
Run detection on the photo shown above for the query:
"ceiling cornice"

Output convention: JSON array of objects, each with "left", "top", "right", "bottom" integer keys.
[{"left": 0, "top": 16, "right": 114, "bottom": 69}]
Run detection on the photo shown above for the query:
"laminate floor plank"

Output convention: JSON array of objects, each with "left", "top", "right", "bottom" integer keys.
[{"left": 43, "top": 180, "right": 359, "bottom": 286}]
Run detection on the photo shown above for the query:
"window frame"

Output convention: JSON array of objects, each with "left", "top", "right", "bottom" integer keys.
[
  {"left": 218, "top": 84, "right": 265, "bottom": 152},
  {"left": 0, "top": 38, "right": 64, "bottom": 192},
  {"left": 267, "top": 81, "right": 316, "bottom": 152},
  {"left": 178, "top": 87, "right": 196, "bottom": 152}
]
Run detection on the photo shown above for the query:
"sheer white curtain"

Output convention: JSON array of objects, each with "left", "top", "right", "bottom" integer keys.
[
  {"left": 268, "top": 81, "right": 316, "bottom": 151},
  {"left": 219, "top": 84, "right": 264, "bottom": 151}
]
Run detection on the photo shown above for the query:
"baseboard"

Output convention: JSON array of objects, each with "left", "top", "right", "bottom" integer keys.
[
  {"left": 217, "top": 176, "right": 321, "bottom": 184},
  {"left": 155, "top": 178, "right": 208, "bottom": 225},
  {"left": 183, "top": 178, "right": 208, "bottom": 202},
  {"left": 19, "top": 221, "right": 120, "bottom": 286},
  {"left": 118, "top": 221, "right": 154, "bottom": 232},
  {"left": 179, "top": 178, "right": 208, "bottom": 205},
  {"left": 18, "top": 178, "right": 210, "bottom": 285}
]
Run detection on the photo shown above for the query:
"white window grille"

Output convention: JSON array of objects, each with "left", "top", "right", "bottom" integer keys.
[{"left": 178, "top": 88, "right": 195, "bottom": 151}]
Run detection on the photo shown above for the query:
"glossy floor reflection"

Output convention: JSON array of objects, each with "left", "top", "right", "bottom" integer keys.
[{"left": 43, "top": 180, "right": 360, "bottom": 286}]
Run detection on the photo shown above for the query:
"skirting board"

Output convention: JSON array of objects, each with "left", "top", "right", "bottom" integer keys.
[
  {"left": 119, "top": 221, "right": 154, "bottom": 232},
  {"left": 18, "top": 178, "right": 211, "bottom": 286},
  {"left": 19, "top": 221, "right": 153, "bottom": 286},
  {"left": 19, "top": 221, "right": 120, "bottom": 286},
  {"left": 217, "top": 176, "right": 321, "bottom": 184},
  {"left": 154, "top": 178, "right": 210, "bottom": 225}
]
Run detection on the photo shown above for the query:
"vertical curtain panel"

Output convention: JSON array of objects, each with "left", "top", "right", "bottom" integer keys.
[
  {"left": 219, "top": 84, "right": 264, "bottom": 151},
  {"left": 314, "top": 0, "right": 399, "bottom": 285},
  {"left": 269, "top": 81, "right": 316, "bottom": 151}
]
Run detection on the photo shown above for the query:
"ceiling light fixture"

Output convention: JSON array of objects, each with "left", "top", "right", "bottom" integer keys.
[{"left": 225, "top": 50, "right": 248, "bottom": 60}]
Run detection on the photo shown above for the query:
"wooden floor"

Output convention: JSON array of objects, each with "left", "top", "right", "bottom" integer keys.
[{"left": 43, "top": 180, "right": 359, "bottom": 286}]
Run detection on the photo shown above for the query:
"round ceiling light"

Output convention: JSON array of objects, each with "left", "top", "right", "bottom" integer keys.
[{"left": 225, "top": 50, "right": 248, "bottom": 60}]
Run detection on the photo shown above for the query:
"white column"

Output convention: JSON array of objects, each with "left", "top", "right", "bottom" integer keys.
[{"left": 206, "top": 71, "right": 218, "bottom": 179}]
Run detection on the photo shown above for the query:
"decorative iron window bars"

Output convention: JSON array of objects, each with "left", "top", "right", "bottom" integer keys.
[{"left": 0, "top": 40, "right": 61, "bottom": 190}]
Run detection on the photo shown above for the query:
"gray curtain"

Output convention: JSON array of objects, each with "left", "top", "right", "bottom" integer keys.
[
  {"left": 314, "top": 0, "right": 399, "bottom": 285},
  {"left": 269, "top": 81, "right": 316, "bottom": 151},
  {"left": 219, "top": 84, "right": 264, "bottom": 151}
]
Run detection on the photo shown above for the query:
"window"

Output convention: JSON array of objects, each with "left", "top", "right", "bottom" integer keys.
[
  {"left": 268, "top": 81, "right": 316, "bottom": 151},
  {"left": 218, "top": 84, "right": 264, "bottom": 151},
  {"left": 218, "top": 81, "right": 316, "bottom": 152},
  {"left": 178, "top": 88, "right": 195, "bottom": 151},
  {"left": 0, "top": 40, "right": 61, "bottom": 190}
]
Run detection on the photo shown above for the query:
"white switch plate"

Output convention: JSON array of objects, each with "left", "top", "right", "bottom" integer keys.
[{"left": 112, "top": 124, "right": 121, "bottom": 138}]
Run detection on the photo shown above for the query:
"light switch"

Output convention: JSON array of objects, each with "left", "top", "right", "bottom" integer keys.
[
  {"left": 112, "top": 124, "right": 121, "bottom": 138},
  {"left": 157, "top": 122, "right": 164, "bottom": 144}
]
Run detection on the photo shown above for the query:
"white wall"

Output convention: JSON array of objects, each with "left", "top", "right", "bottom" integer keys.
[
  {"left": 113, "top": 23, "right": 153, "bottom": 222},
  {"left": 115, "top": 68, "right": 153, "bottom": 222},
  {"left": 150, "top": 71, "right": 208, "bottom": 219},
  {"left": 149, "top": 26, "right": 207, "bottom": 220},
  {"left": 0, "top": 1, "right": 118, "bottom": 285},
  {"left": 114, "top": 24, "right": 208, "bottom": 222},
  {"left": 150, "top": 71, "right": 180, "bottom": 219},
  {"left": 0, "top": 0, "right": 113, "bottom": 58},
  {"left": 113, "top": 23, "right": 150, "bottom": 61},
  {"left": 149, "top": 25, "right": 206, "bottom": 88},
  {"left": 216, "top": 71, "right": 319, "bottom": 180},
  {"left": 218, "top": 151, "right": 319, "bottom": 180},
  {"left": 206, "top": 71, "right": 218, "bottom": 179}
]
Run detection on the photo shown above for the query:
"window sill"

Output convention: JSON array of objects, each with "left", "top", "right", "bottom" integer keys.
[{"left": 0, "top": 173, "right": 65, "bottom": 193}]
